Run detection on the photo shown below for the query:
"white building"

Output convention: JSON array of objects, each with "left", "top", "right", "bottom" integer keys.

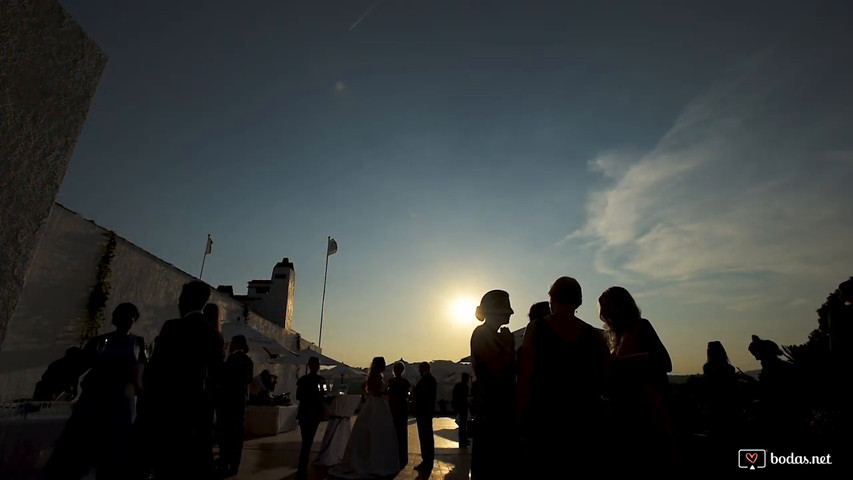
[
  {"left": 220, "top": 258, "right": 296, "bottom": 332},
  {"left": 0, "top": 204, "right": 312, "bottom": 400}
]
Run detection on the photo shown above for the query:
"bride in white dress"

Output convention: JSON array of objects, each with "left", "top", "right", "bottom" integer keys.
[{"left": 330, "top": 356, "right": 400, "bottom": 479}]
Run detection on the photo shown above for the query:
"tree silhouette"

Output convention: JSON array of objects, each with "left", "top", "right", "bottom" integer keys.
[
  {"left": 783, "top": 289, "right": 838, "bottom": 407},
  {"left": 781, "top": 280, "right": 850, "bottom": 447}
]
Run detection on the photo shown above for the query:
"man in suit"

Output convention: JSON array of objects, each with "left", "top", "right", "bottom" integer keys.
[
  {"left": 138, "top": 280, "right": 225, "bottom": 480},
  {"left": 386, "top": 362, "right": 412, "bottom": 468},
  {"left": 452, "top": 372, "right": 471, "bottom": 448},
  {"left": 414, "top": 361, "right": 437, "bottom": 471},
  {"left": 215, "top": 335, "right": 253, "bottom": 478},
  {"left": 295, "top": 356, "right": 325, "bottom": 479}
]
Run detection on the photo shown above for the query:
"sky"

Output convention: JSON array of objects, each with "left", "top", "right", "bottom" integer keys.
[{"left": 57, "top": 0, "right": 853, "bottom": 374}]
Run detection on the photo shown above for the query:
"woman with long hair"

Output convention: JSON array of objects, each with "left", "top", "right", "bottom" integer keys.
[
  {"left": 702, "top": 341, "right": 742, "bottom": 460},
  {"left": 598, "top": 286, "right": 678, "bottom": 473},
  {"left": 330, "top": 356, "right": 399, "bottom": 478}
]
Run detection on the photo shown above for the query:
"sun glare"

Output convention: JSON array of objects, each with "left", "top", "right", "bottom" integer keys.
[{"left": 450, "top": 297, "right": 479, "bottom": 323}]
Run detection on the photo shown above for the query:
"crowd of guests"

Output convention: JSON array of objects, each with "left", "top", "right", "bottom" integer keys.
[
  {"left": 30, "top": 275, "right": 851, "bottom": 478},
  {"left": 466, "top": 276, "right": 852, "bottom": 476},
  {"left": 294, "top": 356, "right": 438, "bottom": 479},
  {"left": 38, "top": 280, "right": 253, "bottom": 480},
  {"left": 469, "top": 277, "right": 678, "bottom": 477},
  {"left": 292, "top": 275, "right": 677, "bottom": 478}
]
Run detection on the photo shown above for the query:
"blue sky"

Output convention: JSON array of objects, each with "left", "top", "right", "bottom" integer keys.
[{"left": 58, "top": 0, "right": 853, "bottom": 373}]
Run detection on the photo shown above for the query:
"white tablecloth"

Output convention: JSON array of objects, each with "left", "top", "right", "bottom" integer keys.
[
  {"left": 244, "top": 405, "right": 298, "bottom": 436},
  {"left": 0, "top": 413, "right": 70, "bottom": 478},
  {"left": 314, "top": 394, "right": 362, "bottom": 466}
]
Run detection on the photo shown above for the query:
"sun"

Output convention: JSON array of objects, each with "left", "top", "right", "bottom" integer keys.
[{"left": 449, "top": 297, "right": 479, "bottom": 324}]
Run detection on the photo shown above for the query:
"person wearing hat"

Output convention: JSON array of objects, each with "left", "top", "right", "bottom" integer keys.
[
  {"left": 215, "top": 335, "right": 254, "bottom": 477},
  {"left": 748, "top": 334, "right": 807, "bottom": 452},
  {"left": 469, "top": 289, "right": 518, "bottom": 479}
]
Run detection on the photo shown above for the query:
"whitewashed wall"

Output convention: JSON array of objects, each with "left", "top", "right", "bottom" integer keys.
[
  {"left": 0, "top": 0, "right": 107, "bottom": 348},
  {"left": 0, "top": 205, "right": 103, "bottom": 398},
  {"left": 0, "top": 204, "right": 300, "bottom": 400}
]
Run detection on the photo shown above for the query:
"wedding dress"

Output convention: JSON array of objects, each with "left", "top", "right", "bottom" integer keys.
[{"left": 329, "top": 373, "right": 400, "bottom": 478}]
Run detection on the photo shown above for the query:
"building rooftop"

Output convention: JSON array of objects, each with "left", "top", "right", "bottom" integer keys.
[{"left": 274, "top": 257, "right": 294, "bottom": 270}]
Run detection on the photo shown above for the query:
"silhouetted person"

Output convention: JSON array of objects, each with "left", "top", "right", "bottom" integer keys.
[
  {"left": 414, "top": 361, "right": 437, "bottom": 471},
  {"left": 215, "top": 335, "right": 253, "bottom": 478},
  {"left": 599, "top": 286, "right": 679, "bottom": 474},
  {"left": 330, "top": 356, "right": 400, "bottom": 478},
  {"left": 470, "top": 290, "right": 517, "bottom": 479},
  {"left": 702, "top": 341, "right": 742, "bottom": 461},
  {"left": 516, "top": 301, "right": 551, "bottom": 369},
  {"left": 202, "top": 303, "right": 227, "bottom": 464},
  {"left": 748, "top": 334, "right": 807, "bottom": 451},
  {"left": 452, "top": 372, "right": 471, "bottom": 448},
  {"left": 138, "top": 281, "right": 224, "bottom": 480},
  {"left": 528, "top": 301, "right": 551, "bottom": 322},
  {"left": 43, "top": 303, "right": 147, "bottom": 480},
  {"left": 32, "top": 346, "right": 87, "bottom": 401},
  {"left": 386, "top": 362, "right": 412, "bottom": 468},
  {"left": 203, "top": 303, "right": 223, "bottom": 333},
  {"left": 250, "top": 369, "right": 277, "bottom": 405},
  {"left": 516, "top": 277, "right": 609, "bottom": 474},
  {"left": 296, "top": 356, "right": 325, "bottom": 479}
]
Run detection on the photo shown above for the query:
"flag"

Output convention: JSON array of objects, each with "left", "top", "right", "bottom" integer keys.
[
  {"left": 205, "top": 235, "right": 213, "bottom": 255},
  {"left": 327, "top": 237, "right": 338, "bottom": 256}
]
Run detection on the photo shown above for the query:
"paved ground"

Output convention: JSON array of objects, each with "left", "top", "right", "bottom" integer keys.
[{"left": 232, "top": 417, "right": 471, "bottom": 480}]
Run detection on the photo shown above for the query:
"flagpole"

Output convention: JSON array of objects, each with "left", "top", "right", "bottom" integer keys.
[
  {"left": 318, "top": 236, "right": 330, "bottom": 348},
  {"left": 199, "top": 234, "right": 210, "bottom": 279}
]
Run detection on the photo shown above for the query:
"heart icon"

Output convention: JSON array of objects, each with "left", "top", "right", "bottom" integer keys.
[{"left": 745, "top": 452, "right": 758, "bottom": 464}]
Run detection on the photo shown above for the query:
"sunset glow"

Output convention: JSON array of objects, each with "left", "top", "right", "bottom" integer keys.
[{"left": 449, "top": 297, "right": 479, "bottom": 324}]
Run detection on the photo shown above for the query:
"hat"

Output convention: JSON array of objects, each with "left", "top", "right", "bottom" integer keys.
[
  {"left": 748, "top": 335, "right": 782, "bottom": 360},
  {"left": 475, "top": 290, "right": 514, "bottom": 321}
]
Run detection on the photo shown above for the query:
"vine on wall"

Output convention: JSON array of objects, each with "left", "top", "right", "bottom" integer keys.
[{"left": 80, "top": 231, "right": 117, "bottom": 345}]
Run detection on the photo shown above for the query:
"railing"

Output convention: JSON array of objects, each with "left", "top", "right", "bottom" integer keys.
[
  {"left": 0, "top": 399, "right": 72, "bottom": 478},
  {"left": 0, "top": 399, "right": 73, "bottom": 420}
]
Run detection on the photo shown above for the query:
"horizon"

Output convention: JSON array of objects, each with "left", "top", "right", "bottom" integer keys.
[{"left": 56, "top": 0, "right": 853, "bottom": 375}]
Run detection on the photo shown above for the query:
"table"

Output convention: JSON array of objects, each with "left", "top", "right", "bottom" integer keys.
[
  {"left": 244, "top": 405, "right": 298, "bottom": 436},
  {"left": 314, "top": 394, "right": 362, "bottom": 466},
  {"left": 0, "top": 409, "right": 70, "bottom": 479}
]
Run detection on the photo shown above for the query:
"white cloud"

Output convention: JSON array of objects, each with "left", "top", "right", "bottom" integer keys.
[{"left": 569, "top": 58, "right": 853, "bottom": 306}]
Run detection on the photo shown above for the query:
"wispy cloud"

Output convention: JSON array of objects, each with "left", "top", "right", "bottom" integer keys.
[{"left": 569, "top": 56, "right": 853, "bottom": 306}]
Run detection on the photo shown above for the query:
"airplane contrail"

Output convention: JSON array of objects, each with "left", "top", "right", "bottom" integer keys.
[{"left": 349, "top": 0, "right": 384, "bottom": 31}]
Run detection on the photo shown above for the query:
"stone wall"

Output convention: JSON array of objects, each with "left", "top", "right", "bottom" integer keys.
[
  {"left": 0, "top": 0, "right": 107, "bottom": 347},
  {"left": 0, "top": 204, "right": 300, "bottom": 400}
]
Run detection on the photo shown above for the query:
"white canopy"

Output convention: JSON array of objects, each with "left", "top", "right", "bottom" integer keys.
[
  {"left": 269, "top": 349, "right": 343, "bottom": 367},
  {"left": 323, "top": 364, "right": 367, "bottom": 377},
  {"left": 221, "top": 322, "right": 296, "bottom": 358}
]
